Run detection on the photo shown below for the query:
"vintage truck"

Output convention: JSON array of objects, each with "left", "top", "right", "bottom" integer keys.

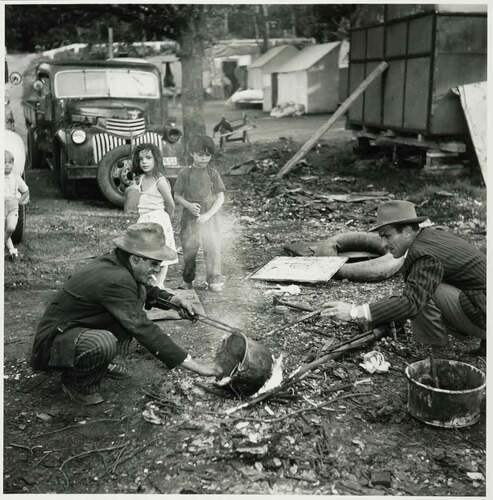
[{"left": 23, "top": 59, "right": 182, "bottom": 207}]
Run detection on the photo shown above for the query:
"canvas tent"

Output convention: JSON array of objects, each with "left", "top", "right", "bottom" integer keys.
[{"left": 274, "top": 42, "right": 341, "bottom": 114}]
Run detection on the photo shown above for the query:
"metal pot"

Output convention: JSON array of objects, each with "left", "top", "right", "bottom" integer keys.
[{"left": 405, "top": 358, "right": 485, "bottom": 428}]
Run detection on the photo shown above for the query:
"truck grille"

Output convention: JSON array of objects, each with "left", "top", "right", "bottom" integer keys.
[
  {"left": 106, "top": 117, "right": 146, "bottom": 137},
  {"left": 92, "top": 132, "right": 163, "bottom": 164}
]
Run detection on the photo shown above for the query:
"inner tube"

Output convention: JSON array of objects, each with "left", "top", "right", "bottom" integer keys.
[{"left": 284, "top": 232, "right": 404, "bottom": 282}]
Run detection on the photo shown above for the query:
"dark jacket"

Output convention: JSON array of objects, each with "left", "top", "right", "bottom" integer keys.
[
  {"left": 369, "top": 228, "right": 486, "bottom": 329},
  {"left": 32, "top": 252, "right": 187, "bottom": 371}
]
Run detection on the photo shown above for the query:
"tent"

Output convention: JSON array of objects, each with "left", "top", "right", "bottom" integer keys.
[
  {"left": 274, "top": 42, "right": 341, "bottom": 114},
  {"left": 246, "top": 45, "right": 300, "bottom": 111}
]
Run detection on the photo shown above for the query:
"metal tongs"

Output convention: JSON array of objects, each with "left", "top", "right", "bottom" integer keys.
[{"left": 151, "top": 295, "right": 241, "bottom": 335}]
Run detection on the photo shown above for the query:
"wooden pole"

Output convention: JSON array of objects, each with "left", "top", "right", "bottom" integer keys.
[
  {"left": 107, "top": 27, "right": 114, "bottom": 59},
  {"left": 276, "top": 61, "right": 389, "bottom": 179}
]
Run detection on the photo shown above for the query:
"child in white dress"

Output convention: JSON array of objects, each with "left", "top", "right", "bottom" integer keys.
[{"left": 132, "top": 143, "right": 178, "bottom": 287}]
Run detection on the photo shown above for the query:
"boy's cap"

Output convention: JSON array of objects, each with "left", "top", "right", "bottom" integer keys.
[{"left": 188, "top": 134, "right": 215, "bottom": 155}]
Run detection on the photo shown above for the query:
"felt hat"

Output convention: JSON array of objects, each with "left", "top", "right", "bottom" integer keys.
[
  {"left": 370, "top": 200, "right": 427, "bottom": 232},
  {"left": 113, "top": 223, "right": 177, "bottom": 261}
]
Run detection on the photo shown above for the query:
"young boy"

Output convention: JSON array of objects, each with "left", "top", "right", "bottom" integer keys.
[
  {"left": 4, "top": 149, "right": 29, "bottom": 259},
  {"left": 174, "top": 134, "right": 225, "bottom": 292}
]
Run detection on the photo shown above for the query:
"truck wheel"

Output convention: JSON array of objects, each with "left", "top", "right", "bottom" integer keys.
[
  {"left": 97, "top": 145, "right": 133, "bottom": 208},
  {"left": 11, "top": 204, "right": 25, "bottom": 245},
  {"left": 59, "top": 147, "right": 77, "bottom": 198},
  {"left": 27, "top": 128, "right": 44, "bottom": 169}
]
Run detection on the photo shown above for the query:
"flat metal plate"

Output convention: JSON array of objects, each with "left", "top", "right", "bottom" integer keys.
[{"left": 249, "top": 256, "right": 348, "bottom": 283}]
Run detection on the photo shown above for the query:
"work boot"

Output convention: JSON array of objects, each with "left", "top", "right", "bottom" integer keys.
[{"left": 62, "top": 384, "right": 104, "bottom": 405}]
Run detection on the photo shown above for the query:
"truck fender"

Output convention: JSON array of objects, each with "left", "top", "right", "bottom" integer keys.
[{"left": 56, "top": 129, "right": 68, "bottom": 145}]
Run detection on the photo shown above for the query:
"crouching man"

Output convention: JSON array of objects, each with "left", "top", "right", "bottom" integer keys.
[
  {"left": 31, "top": 223, "right": 221, "bottom": 405},
  {"left": 322, "top": 200, "right": 486, "bottom": 356}
]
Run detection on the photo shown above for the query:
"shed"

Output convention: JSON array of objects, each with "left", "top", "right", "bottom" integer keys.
[
  {"left": 274, "top": 42, "right": 341, "bottom": 114},
  {"left": 347, "top": 4, "right": 487, "bottom": 137}
]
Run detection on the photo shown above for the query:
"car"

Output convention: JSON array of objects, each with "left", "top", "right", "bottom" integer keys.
[{"left": 23, "top": 59, "right": 182, "bottom": 207}]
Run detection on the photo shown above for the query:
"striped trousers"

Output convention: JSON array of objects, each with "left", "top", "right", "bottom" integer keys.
[{"left": 61, "top": 329, "right": 118, "bottom": 394}]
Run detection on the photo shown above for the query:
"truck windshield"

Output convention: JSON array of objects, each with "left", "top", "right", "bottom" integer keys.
[{"left": 54, "top": 69, "right": 160, "bottom": 99}]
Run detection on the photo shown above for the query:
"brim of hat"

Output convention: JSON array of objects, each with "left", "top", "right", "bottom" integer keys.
[
  {"left": 369, "top": 216, "right": 428, "bottom": 232},
  {"left": 113, "top": 237, "right": 177, "bottom": 261}
]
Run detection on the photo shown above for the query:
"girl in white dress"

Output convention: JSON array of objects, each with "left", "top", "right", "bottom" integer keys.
[{"left": 132, "top": 143, "right": 178, "bottom": 287}]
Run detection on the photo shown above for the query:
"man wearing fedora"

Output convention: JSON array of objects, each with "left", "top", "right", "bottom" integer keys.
[
  {"left": 32, "top": 223, "right": 221, "bottom": 405},
  {"left": 322, "top": 200, "right": 486, "bottom": 356}
]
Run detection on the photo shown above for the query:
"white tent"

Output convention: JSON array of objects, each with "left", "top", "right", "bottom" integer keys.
[
  {"left": 247, "top": 45, "right": 299, "bottom": 90},
  {"left": 275, "top": 42, "right": 341, "bottom": 114}
]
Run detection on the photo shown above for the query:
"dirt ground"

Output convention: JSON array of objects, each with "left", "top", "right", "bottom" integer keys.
[{"left": 3, "top": 123, "right": 487, "bottom": 494}]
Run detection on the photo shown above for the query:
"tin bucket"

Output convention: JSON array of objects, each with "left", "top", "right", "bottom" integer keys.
[
  {"left": 405, "top": 359, "right": 485, "bottom": 428},
  {"left": 215, "top": 332, "right": 273, "bottom": 396}
]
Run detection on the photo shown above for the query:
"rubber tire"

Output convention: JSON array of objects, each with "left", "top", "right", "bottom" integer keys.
[
  {"left": 285, "top": 232, "right": 404, "bottom": 282},
  {"left": 59, "top": 146, "right": 77, "bottom": 199},
  {"left": 27, "top": 128, "right": 44, "bottom": 169},
  {"left": 11, "top": 204, "right": 25, "bottom": 245},
  {"left": 97, "top": 144, "right": 133, "bottom": 208}
]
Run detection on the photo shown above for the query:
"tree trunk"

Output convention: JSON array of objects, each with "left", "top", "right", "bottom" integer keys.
[{"left": 179, "top": 9, "right": 206, "bottom": 143}]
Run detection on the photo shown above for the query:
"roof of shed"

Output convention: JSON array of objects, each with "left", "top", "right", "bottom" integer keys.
[
  {"left": 276, "top": 42, "right": 340, "bottom": 73},
  {"left": 249, "top": 45, "right": 294, "bottom": 69}
]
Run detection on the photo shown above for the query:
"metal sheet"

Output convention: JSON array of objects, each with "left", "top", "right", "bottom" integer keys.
[
  {"left": 348, "top": 62, "right": 365, "bottom": 121},
  {"left": 408, "top": 15, "right": 433, "bottom": 54},
  {"left": 366, "top": 25, "right": 384, "bottom": 59},
  {"left": 249, "top": 256, "right": 348, "bottom": 283},
  {"left": 383, "top": 60, "right": 405, "bottom": 127},
  {"left": 404, "top": 57, "right": 431, "bottom": 130},
  {"left": 364, "top": 61, "right": 383, "bottom": 125},
  {"left": 457, "top": 82, "right": 486, "bottom": 185},
  {"left": 385, "top": 22, "right": 407, "bottom": 57}
]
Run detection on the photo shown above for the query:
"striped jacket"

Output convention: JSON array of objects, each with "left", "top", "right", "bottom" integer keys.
[{"left": 369, "top": 228, "right": 486, "bottom": 329}]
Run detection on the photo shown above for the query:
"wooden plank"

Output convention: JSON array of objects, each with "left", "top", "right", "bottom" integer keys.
[
  {"left": 249, "top": 256, "right": 348, "bottom": 283},
  {"left": 276, "top": 61, "right": 388, "bottom": 179},
  {"left": 146, "top": 288, "right": 205, "bottom": 321}
]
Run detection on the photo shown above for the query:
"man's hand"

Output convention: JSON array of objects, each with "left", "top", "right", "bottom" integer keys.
[
  {"left": 170, "top": 295, "right": 200, "bottom": 319},
  {"left": 181, "top": 358, "right": 222, "bottom": 377},
  {"left": 187, "top": 202, "right": 201, "bottom": 217},
  {"left": 321, "top": 301, "right": 354, "bottom": 322},
  {"left": 196, "top": 213, "right": 211, "bottom": 224}
]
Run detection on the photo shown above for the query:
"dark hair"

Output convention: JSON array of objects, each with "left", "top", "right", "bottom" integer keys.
[
  {"left": 131, "top": 143, "right": 165, "bottom": 177},
  {"left": 114, "top": 247, "right": 132, "bottom": 266},
  {"left": 187, "top": 134, "right": 215, "bottom": 156}
]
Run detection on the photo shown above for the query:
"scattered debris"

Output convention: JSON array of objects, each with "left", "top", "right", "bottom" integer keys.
[{"left": 359, "top": 351, "right": 391, "bottom": 374}]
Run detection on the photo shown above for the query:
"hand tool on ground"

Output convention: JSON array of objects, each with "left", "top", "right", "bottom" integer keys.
[
  {"left": 150, "top": 295, "right": 241, "bottom": 335},
  {"left": 272, "top": 296, "right": 314, "bottom": 312}
]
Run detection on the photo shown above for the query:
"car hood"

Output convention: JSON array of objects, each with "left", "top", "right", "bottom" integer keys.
[{"left": 66, "top": 99, "right": 152, "bottom": 119}]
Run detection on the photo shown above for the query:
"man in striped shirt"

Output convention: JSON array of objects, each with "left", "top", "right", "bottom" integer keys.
[{"left": 322, "top": 200, "right": 486, "bottom": 356}]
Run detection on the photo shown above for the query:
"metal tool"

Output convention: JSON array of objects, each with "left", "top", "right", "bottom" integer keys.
[
  {"left": 272, "top": 296, "right": 314, "bottom": 312},
  {"left": 151, "top": 296, "right": 240, "bottom": 335}
]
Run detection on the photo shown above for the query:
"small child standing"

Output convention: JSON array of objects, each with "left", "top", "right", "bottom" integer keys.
[
  {"left": 174, "top": 134, "right": 225, "bottom": 292},
  {"left": 132, "top": 143, "right": 178, "bottom": 287},
  {"left": 4, "top": 149, "right": 29, "bottom": 260}
]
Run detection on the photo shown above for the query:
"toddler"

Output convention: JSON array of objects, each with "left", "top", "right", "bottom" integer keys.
[{"left": 4, "top": 149, "right": 29, "bottom": 260}]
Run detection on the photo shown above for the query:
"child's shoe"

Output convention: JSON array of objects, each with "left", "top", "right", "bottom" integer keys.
[
  {"left": 179, "top": 280, "right": 194, "bottom": 290},
  {"left": 8, "top": 248, "right": 19, "bottom": 260},
  {"left": 208, "top": 276, "right": 225, "bottom": 293}
]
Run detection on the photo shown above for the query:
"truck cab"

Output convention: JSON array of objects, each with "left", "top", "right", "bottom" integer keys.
[{"left": 23, "top": 60, "right": 182, "bottom": 207}]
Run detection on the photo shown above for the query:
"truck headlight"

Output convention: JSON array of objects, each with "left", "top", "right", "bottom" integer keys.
[{"left": 71, "top": 129, "right": 87, "bottom": 145}]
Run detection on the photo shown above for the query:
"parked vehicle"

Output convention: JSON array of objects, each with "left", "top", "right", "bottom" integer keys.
[{"left": 23, "top": 59, "right": 182, "bottom": 207}]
